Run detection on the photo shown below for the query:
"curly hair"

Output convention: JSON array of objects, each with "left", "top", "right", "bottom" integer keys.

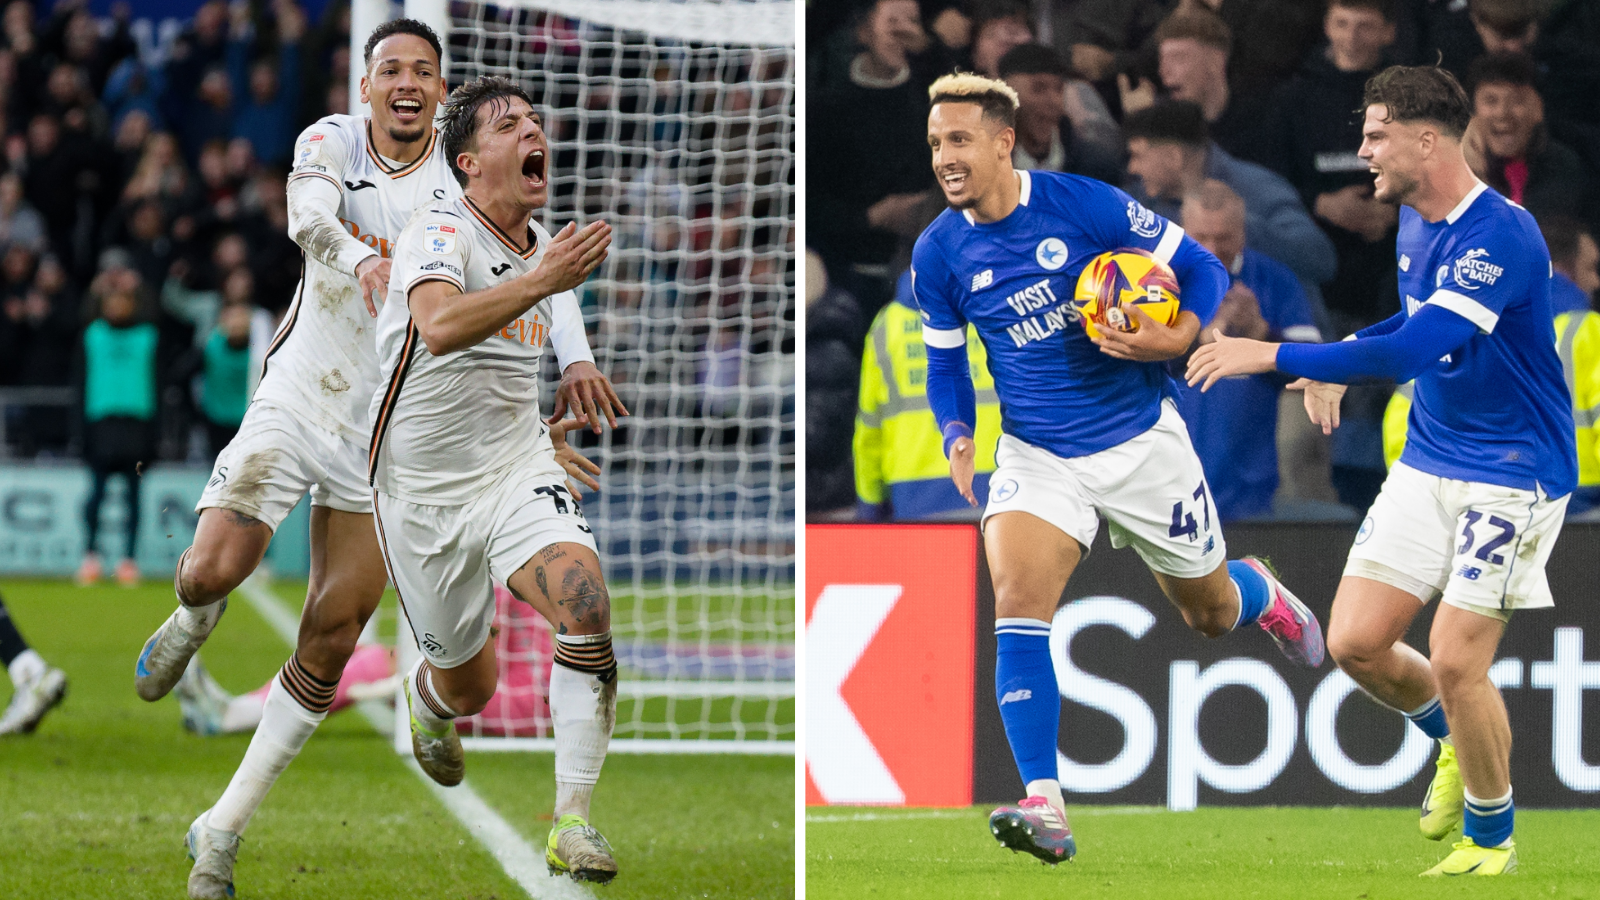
[{"left": 1362, "top": 65, "right": 1472, "bottom": 138}]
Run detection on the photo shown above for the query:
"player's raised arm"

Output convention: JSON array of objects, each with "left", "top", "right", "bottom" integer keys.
[
  {"left": 285, "top": 123, "right": 388, "bottom": 315},
  {"left": 407, "top": 219, "right": 610, "bottom": 356}
]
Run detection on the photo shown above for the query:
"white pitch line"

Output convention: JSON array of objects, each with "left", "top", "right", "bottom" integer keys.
[{"left": 236, "top": 575, "right": 587, "bottom": 900}]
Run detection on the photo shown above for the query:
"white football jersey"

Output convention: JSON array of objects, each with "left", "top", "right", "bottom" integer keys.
[
  {"left": 262, "top": 114, "right": 459, "bottom": 441},
  {"left": 368, "top": 197, "right": 582, "bottom": 505}
]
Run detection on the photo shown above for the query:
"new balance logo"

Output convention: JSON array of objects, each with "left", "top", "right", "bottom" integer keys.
[
  {"left": 972, "top": 269, "right": 993, "bottom": 291},
  {"left": 492, "top": 263, "right": 512, "bottom": 276},
  {"left": 345, "top": 180, "right": 377, "bottom": 192},
  {"left": 1399, "top": 254, "right": 1410, "bottom": 272},
  {"left": 1456, "top": 565, "right": 1483, "bottom": 581},
  {"left": 999, "top": 689, "right": 1032, "bottom": 705}
]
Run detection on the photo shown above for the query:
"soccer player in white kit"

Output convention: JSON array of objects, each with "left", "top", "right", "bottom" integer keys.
[
  {"left": 370, "top": 76, "right": 621, "bottom": 883},
  {"left": 139, "top": 21, "right": 623, "bottom": 900}
]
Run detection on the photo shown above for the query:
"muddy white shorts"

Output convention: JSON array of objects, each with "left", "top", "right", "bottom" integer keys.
[
  {"left": 981, "top": 400, "right": 1227, "bottom": 579},
  {"left": 1345, "top": 460, "right": 1568, "bottom": 621},
  {"left": 373, "top": 463, "right": 597, "bottom": 669},
  {"left": 196, "top": 401, "right": 372, "bottom": 530}
]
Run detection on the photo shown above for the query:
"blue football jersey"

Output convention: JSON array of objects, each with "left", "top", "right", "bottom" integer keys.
[
  {"left": 1396, "top": 183, "right": 1576, "bottom": 495},
  {"left": 912, "top": 170, "right": 1222, "bottom": 458}
]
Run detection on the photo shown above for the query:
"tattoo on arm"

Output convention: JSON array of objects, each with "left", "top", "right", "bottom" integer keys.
[{"left": 225, "top": 509, "right": 264, "bottom": 529}]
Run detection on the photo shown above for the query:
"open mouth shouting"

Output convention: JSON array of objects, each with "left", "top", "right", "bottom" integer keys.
[
  {"left": 522, "top": 149, "right": 547, "bottom": 188},
  {"left": 391, "top": 96, "right": 424, "bottom": 124},
  {"left": 939, "top": 166, "right": 969, "bottom": 194}
]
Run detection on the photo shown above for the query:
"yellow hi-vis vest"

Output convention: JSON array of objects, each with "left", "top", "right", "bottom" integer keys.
[
  {"left": 1384, "top": 309, "right": 1600, "bottom": 487},
  {"left": 854, "top": 300, "right": 1002, "bottom": 518}
]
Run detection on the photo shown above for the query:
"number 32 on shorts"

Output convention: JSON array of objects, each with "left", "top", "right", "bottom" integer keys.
[
  {"left": 1168, "top": 480, "right": 1212, "bottom": 542},
  {"left": 1457, "top": 509, "right": 1515, "bottom": 565}
]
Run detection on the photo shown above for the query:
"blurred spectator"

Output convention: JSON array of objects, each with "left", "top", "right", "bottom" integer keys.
[
  {"left": 19, "top": 113, "right": 95, "bottom": 271},
  {"left": 1469, "top": 0, "right": 1543, "bottom": 56},
  {"left": 806, "top": 250, "right": 866, "bottom": 518},
  {"left": 1214, "top": 0, "right": 1331, "bottom": 105},
  {"left": 9, "top": 256, "right": 78, "bottom": 455},
  {"left": 194, "top": 300, "right": 252, "bottom": 456},
  {"left": 1541, "top": 215, "right": 1598, "bottom": 316},
  {"left": 75, "top": 283, "right": 158, "bottom": 587},
  {"left": 1466, "top": 51, "right": 1592, "bottom": 230},
  {"left": 1054, "top": 0, "right": 1171, "bottom": 86},
  {"left": 228, "top": 0, "right": 304, "bottom": 167},
  {"left": 855, "top": 269, "right": 999, "bottom": 521},
  {"left": 969, "top": 2, "right": 1122, "bottom": 157},
  {"left": 809, "top": 0, "right": 940, "bottom": 315},
  {"left": 1137, "top": 6, "right": 1271, "bottom": 167},
  {"left": 999, "top": 44, "right": 1122, "bottom": 184},
  {"left": 1124, "top": 100, "right": 1336, "bottom": 289},
  {"left": 103, "top": 57, "right": 165, "bottom": 132},
  {"left": 160, "top": 0, "right": 229, "bottom": 133},
  {"left": 1175, "top": 180, "right": 1323, "bottom": 521},
  {"left": 1263, "top": 0, "right": 1400, "bottom": 336},
  {"left": 0, "top": 170, "right": 46, "bottom": 253},
  {"left": 178, "top": 66, "right": 234, "bottom": 165}
]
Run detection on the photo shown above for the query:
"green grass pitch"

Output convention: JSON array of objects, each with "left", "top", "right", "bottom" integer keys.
[
  {"left": 0, "top": 579, "right": 793, "bottom": 899},
  {"left": 806, "top": 805, "right": 1600, "bottom": 900}
]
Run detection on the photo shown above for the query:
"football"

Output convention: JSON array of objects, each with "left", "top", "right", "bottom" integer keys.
[{"left": 1072, "top": 249, "right": 1181, "bottom": 340}]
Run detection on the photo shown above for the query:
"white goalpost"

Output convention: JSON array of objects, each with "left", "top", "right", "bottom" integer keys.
[{"left": 363, "top": 0, "right": 796, "bottom": 755}]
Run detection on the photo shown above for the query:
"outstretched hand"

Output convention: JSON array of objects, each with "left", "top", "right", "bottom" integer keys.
[
  {"left": 1185, "top": 329, "right": 1279, "bottom": 391},
  {"left": 549, "top": 418, "right": 602, "bottom": 492},
  {"left": 547, "top": 360, "right": 629, "bottom": 433},
  {"left": 532, "top": 220, "right": 612, "bottom": 296},
  {"left": 1288, "top": 378, "right": 1347, "bottom": 435}
]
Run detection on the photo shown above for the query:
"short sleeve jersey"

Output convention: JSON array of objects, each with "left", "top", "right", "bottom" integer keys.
[
  {"left": 1396, "top": 182, "right": 1577, "bottom": 495},
  {"left": 263, "top": 115, "right": 459, "bottom": 441},
  {"left": 913, "top": 170, "right": 1217, "bottom": 458},
  {"left": 368, "top": 198, "right": 580, "bottom": 505}
]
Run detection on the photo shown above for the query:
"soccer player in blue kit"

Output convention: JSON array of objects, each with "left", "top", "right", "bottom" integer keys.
[
  {"left": 1189, "top": 66, "right": 1576, "bottom": 877},
  {"left": 913, "top": 73, "right": 1327, "bottom": 865}
]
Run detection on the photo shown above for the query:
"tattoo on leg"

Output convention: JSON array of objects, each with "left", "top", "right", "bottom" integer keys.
[
  {"left": 225, "top": 509, "right": 262, "bottom": 529},
  {"left": 535, "top": 566, "right": 550, "bottom": 601},
  {"left": 558, "top": 560, "right": 608, "bottom": 631}
]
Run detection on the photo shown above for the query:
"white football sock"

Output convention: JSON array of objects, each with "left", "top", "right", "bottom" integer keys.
[
  {"left": 1025, "top": 779, "right": 1065, "bottom": 813},
  {"left": 407, "top": 660, "right": 457, "bottom": 734},
  {"left": 550, "top": 654, "right": 616, "bottom": 820},
  {"left": 222, "top": 693, "right": 267, "bottom": 734},
  {"left": 176, "top": 600, "right": 224, "bottom": 633},
  {"left": 209, "top": 678, "right": 326, "bottom": 834},
  {"left": 7, "top": 648, "right": 46, "bottom": 686}
]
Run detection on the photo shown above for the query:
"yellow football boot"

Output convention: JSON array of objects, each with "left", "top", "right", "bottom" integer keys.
[
  {"left": 1421, "top": 837, "right": 1516, "bottom": 876},
  {"left": 1420, "top": 741, "right": 1463, "bottom": 840}
]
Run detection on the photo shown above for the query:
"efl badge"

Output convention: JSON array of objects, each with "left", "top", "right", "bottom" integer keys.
[
  {"left": 296, "top": 133, "right": 324, "bottom": 165},
  {"left": 424, "top": 223, "right": 457, "bottom": 255}
]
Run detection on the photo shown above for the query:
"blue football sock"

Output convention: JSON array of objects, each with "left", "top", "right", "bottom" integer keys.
[
  {"left": 1405, "top": 697, "right": 1451, "bottom": 741},
  {"left": 1464, "top": 789, "right": 1514, "bottom": 848},
  {"left": 1227, "top": 560, "right": 1271, "bottom": 629},
  {"left": 994, "top": 618, "right": 1059, "bottom": 787}
]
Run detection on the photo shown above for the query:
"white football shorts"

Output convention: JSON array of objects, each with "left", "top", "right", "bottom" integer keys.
[
  {"left": 981, "top": 400, "right": 1227, "bottom": 579},
  {"left": 196, "top": 401, "right": 372, "bottom": 529},
  {"left": 1345, "top": 460, "right": 1568, "bottom": 621},
  {"left": 374, "top": 463, "right": 598, "bottom": 669}
]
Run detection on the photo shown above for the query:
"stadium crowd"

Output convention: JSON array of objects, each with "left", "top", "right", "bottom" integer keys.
[{"left": 806, "top": 0, "right": 1600, "bottom": 523}]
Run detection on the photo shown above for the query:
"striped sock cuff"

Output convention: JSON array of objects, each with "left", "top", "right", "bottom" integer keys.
[
  {"left": 415, "top": 662, "right": 457, "bottom": 720},
  {"left": 554, "top": 632, "right": 617, "bottom": 682},
  {"left": 994, "top": 617, "right": 1052, "bottom": 638},
  {"left": 278, "top": 653, "right": 338, "bottom": 714}
]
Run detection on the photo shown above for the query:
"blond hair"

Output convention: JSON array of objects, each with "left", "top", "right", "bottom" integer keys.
[{"left": 928, "top": 72, "right": 1018, "bottom": 126}]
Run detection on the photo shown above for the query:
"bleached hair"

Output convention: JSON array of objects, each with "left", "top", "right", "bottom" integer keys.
[{"left": 928, "top": 72, "right": 1018, "bottom": 127}]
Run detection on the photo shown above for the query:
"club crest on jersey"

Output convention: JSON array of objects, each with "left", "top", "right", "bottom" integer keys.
[
  {"left": 972, "top": 269, "right": 994, "bottom": 291},
  {"left": 1126, "top": 200, "right": 1161, "bottom": 238},
  {"left": 424, "top": 223, "right": 457, "bottom": 255},
  {"left": 1036, "top": 238, "right": 1068, "bottom": 271},
  {"left": 296, "top": 133, "right": 323, "bottom": 165},
  {"left": 1451, "top": 248, "right": 1502, "bottom": 290}
]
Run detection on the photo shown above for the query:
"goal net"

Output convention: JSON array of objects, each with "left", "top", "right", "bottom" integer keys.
[{"left": 391, "top": 0, "right": 795, "bottom": 754}]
